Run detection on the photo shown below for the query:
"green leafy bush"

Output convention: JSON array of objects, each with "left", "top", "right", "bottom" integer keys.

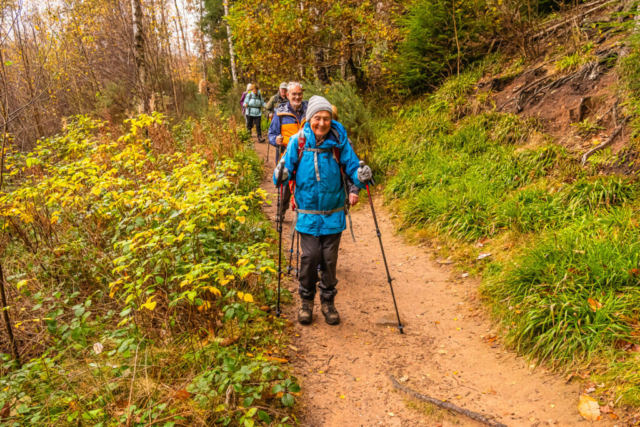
[
  {"left": 303, "top": 81, "right": 374, "bottom": 148},
  {"left": 0, "top": 113, "right": 297, "bottom": 426}
]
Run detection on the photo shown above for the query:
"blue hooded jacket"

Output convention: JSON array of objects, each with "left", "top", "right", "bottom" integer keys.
[{"left": 273, "top": 121, "right": 366, "bottom": 236}]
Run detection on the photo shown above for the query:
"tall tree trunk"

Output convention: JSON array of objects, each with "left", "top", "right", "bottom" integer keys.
[
  {"left": 0, "top": 48, "right": 10, "bottom": 136},
  {"left": 346, "top": 52, "right": 365, "bottom": 90},
  {"left": 223, "top": 0, "right": 238, "bottom": 84},
  {"left": 0, "top": 263, "right": 20, "bottom": 366},
  {"left": 346, "top": 30, "right": 365, "bottom": 90},
  {"left": 315, "top": 48, "right": 330, "bottom": 85},
  {"left": 160, "top": 0, "right": 181, "bottom": 116},
  {"left": 15, "top": 21, "right": 44, "bottom": 139},
  {"left": 173, "top": 0, "right": 190, "bottom": 63},
  {"left": 131, "top": 0, "right": 149, "bottom": 112},
  {"left": 451, "top": 0, "right": 461, "bottom": 76},
  {"left": 199, "top": 0, "right": 209, "bottom": 97}
]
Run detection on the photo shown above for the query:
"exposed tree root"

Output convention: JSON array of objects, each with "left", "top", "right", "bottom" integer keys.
[
  {"left": 581, "top": 115, "right": 628, "bottom": 165},
  {"left": 390, "top": 375, "right": 509, "bottom": 427},
  {"left": 498, "top": 46, "right": 622, "bottom": 113},
  {"left": 578, "top": 97, "right": 588, "bottom": 122}
]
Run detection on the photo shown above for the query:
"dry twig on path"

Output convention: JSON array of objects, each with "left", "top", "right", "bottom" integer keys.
[{"left": 390, "top": 375, "right": 509, "bottom": 427}]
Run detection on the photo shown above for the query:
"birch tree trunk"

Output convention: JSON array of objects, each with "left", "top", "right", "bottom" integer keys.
[
  {"left": 223, "top": 0, "right": 238, "bottom": 84},
  {"left": 131, "top": 0, "right": 149, "bottom": 112}
]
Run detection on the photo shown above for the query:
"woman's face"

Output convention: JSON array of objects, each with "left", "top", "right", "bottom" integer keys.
[
  {"left": 310, "top": 111, "right": 332, "bottom": 140},
  {"left": 252, "top": 87, "right": 258, "bottom": 94}
]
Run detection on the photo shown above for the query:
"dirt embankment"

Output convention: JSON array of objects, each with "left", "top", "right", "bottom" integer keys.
[{"left": 478, "top": 6, "right": 637, "bottom": 174}]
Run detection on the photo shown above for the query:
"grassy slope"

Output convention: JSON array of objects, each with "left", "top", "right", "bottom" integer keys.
[{"left": 373, "top": 47, "right": 640, "bottom": 406}]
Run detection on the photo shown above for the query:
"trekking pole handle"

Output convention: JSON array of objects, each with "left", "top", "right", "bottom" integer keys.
[{"left": 359, "top": 161, "right": 375, "bottom": 187}]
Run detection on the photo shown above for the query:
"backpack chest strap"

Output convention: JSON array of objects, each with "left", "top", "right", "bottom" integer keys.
[{"left": 303, "top": 147, "right": 338, "bottom": 181}]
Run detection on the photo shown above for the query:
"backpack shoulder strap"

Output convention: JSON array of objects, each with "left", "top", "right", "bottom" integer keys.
[{"left": 296, "top": 130, "right": 306, "bottom": 169}]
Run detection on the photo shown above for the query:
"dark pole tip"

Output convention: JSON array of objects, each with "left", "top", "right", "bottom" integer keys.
[{"left": 398, "top": 324, "right": 405, "bottom": 334}]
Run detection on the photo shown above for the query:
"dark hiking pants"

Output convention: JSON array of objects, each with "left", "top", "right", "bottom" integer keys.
[
  {"left": 246, "top": 115, "right": 262, "bottom": 139},
  {"left": 299, "top": 232, "right": 342, "bottom": 302}
]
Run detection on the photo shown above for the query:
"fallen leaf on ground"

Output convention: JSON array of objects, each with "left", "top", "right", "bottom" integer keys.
[
  {"left": 173, "top": 389, "right": 190, "bottom": 400},
  {"left": 398, "top": 375, "right": 409, "bottom": 382},
  {"left": 265, "top": 356, "right": 289, "bottom": 363},
  {"left": 587, "top": 297, "right": 603, "bottom": 312},
  {"left": 578, "top": 394, "right": 601, "bottom": 421},
  {"left": 218, "top": 336, "right": 240, "bottom": 347},
  {"left": 477, "top": 253, "right": 492, "bottom": 260}
]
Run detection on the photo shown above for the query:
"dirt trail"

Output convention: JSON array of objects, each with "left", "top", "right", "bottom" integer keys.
[{"left": 253, "top": 140, "right": 607, "bottom": 427}]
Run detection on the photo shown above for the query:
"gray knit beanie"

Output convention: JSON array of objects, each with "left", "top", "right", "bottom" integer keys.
[{"left": 306, "top": 95, "right": 333, "bottom": 122}]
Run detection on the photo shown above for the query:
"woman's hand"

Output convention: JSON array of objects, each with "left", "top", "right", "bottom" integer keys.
[{"left": 349, "top": 194, "right": 359, "bottom": 207}]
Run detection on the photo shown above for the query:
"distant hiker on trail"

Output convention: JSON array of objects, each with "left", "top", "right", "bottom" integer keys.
[
  {"left": 244, "top": 84, "right": 266, "bottom": 143},
  {"left": 240, "top": 83, "right": 252, "bottom": 124},
  {"left": 268, "top": 81, "right": 307, "bottom": 221},
  {"left": 273, "top": 95, "right": 373, "bottom": 326},
  {"left": 266, "top": 82, "right": 289, "bottom": 121}
]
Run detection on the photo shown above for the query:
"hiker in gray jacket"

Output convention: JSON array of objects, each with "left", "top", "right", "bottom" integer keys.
[
  {"left": 266, "top": 82, "right": 289, "bottom": 120},
  {"left": 244, "top": 84, "right": 266, "bottom": 143}
]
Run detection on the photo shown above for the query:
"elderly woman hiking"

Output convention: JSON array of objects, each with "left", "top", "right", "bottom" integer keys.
[
  {"left": 244, "top": 84, "right": 266, "bottom": 143},
  {"left": 273, "top": 96, "right": 373, "bottom": 325}
]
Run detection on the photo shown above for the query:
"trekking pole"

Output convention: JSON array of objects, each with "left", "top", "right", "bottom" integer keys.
[
  {"left": 275, "top": 164, "right": 285, "bottom": 318},
  {"left": 361, "top": 161, "right": 404, "bottom": 334},
  {"left": 267, "top": 141, "right": 270, "bottom": 162},
  {"left": 287, "top": 229, "right": 295, "bottom": 275}
]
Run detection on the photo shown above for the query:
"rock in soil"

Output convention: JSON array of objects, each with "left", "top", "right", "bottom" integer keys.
[{"left": 375, "top": 313, "right": 406, "bottom": 327}]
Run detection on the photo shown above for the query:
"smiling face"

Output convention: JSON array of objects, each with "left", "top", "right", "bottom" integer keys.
[
  {"left": 309, "top": 111, "right": 332, "bottom": 140},
  {"left": 252, "top": 86, "right": 258, "bottom": 94},
  {"left": 287, "top": 85, "right": 303, "bottom": 110}
]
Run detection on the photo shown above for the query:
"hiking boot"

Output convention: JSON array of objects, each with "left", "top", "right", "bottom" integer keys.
[
  {"left": 298, "top": 299, "right": 314, "bottom": 325},
  {"left": 321, "top": 300, "right": 340, "bottom": 325}
]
